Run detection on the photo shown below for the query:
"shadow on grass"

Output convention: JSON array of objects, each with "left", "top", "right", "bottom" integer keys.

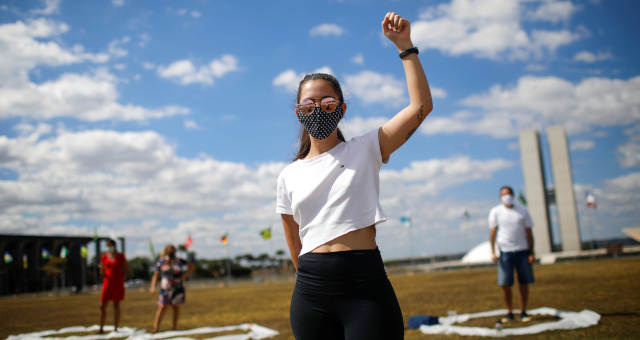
[{"left": 457, "top": 314, "right": 561, "bottom": 329}]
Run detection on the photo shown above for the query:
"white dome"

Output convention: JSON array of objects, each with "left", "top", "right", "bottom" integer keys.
[{"left": 461, "top": 241, "right": 499, "bottom": 263}]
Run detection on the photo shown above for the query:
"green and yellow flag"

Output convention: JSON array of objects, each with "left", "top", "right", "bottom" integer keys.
[
  {"left": 149, "top": 238, "right": 156, "bottom": 259},
  {"left": 260, "top": 227, "right": 272, "bottom": 240}
]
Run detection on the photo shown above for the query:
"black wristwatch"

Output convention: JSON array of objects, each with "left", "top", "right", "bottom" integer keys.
[{"left": 399, "top": 47, "right": 419, "bottom": 59}]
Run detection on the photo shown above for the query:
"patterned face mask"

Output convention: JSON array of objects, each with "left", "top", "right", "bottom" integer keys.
[{"left": 297, "top": 105, "right": 344, "bottom": 140}]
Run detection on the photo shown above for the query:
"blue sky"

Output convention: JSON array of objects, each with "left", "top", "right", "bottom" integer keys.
[{"left": 1, "top": 0, "right": 639, "bottom": 260}]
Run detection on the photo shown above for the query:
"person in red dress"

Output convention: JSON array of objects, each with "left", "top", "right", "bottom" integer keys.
[{"left": 99, "top": 239, "right": 129, "bottom": 333}]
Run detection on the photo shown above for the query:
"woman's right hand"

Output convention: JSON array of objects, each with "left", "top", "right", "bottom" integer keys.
[{"left": 382, "top": 12, "right": 413, "bottom": 52}]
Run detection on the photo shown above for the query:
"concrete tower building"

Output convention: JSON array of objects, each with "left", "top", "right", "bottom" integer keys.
[
  {"left": 519, "top": 130, "right": 553, "bottom": 255},
  {"left": 547, "top": 125, "right": 582, "bottom": 252},
  {"left": 518, "top": 126, "right": 581, "bottom": 254}
]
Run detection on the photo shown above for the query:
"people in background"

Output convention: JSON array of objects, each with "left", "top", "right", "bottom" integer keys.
[
  {"left": 150, "top": 244, "right": 195, "bottom": 332},
  {"left": 99, "top": 239, "right": 128, "bottom": 333},
  {"left": 489, "top": 185, "right": 535, "bottom": 323}
]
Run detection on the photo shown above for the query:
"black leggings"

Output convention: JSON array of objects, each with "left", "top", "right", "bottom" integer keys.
[{"left": 290, "top": 248, "right": 404, "bottom": 340}]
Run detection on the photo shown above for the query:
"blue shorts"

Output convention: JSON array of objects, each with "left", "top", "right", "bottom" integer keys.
[{"left": 497, "top": 250, "right": 534, "bottom": 286}]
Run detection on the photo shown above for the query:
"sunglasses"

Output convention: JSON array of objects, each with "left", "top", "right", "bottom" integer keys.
[{"left": 297, "top": 96, "right": 340, "bottom": 115}]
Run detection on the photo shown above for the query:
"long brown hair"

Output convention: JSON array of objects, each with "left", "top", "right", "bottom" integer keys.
[{"left": 293, "top": 73, "right": 346, "bottom": 161}]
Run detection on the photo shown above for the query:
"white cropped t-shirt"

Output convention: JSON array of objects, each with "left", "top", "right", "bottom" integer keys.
[{"left": 276, "top": 129, "right": 387, "bottom": 256}]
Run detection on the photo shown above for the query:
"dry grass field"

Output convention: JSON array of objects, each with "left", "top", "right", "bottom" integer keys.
[{"left": 1, "top": 256, "right": 639, "bottom": 340}]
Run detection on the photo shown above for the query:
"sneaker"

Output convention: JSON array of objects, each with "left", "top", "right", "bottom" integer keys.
[
  {"left": 520, "top": 311, "right": 532, "bottom": 322},
  {"left": 500, "top": 312, "right": 514, "bottom": 323}
]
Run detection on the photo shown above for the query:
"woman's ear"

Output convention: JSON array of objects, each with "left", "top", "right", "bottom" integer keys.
[{"left": 341, "top": 103, "right": 347, "bottom": 118}]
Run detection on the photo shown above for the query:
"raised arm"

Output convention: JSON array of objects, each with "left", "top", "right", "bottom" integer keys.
[
  {"left": 281, "top": 214, "right": 302, "bottom": 271},
  {"left": 379, "top": 12, "right": 433, "bottom": 162}
]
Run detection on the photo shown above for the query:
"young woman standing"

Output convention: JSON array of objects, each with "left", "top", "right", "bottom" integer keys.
[
  {"left": 149, "top": 244, "right": 195, "bottom": 332},
  {"left": 98, "top": 239, "right": 128, "bottom": 334},
  {"left": 276, "top": 12, "right": 433, "bottom": 340}
]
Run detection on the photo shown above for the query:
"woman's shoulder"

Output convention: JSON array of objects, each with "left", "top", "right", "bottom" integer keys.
[{"left": 277, "top": 159, "right": 304, "bottom": 181}]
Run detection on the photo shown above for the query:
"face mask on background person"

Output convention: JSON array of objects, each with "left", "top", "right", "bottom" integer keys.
[
  {"left": 168, "top": 252, "right": 176, "bottom": 259},
  {"left": 501, "top": 194, "right": 515, "bottom": 206}
]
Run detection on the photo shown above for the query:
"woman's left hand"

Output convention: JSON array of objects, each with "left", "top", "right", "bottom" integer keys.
[{"left": 382, "top": 12, "right": 413, "bottom": 51}]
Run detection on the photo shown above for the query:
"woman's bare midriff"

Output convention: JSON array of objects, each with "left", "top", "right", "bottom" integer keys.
[{"left": 311, "top": 225, "right": 377, "bottom": 253}]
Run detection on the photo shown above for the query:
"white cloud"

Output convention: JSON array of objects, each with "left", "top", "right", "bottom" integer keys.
[
  {"left": 617, "top": 125, "right": 640, "bottom": 168},
  {"left": 113, "top": 63, "right": 126, "bottom": 70},
  {"left": 351, "top": 53, "right": 364, "bottom": 65},
  {"left": 272, "top": 67, "right": 334, "bottom": 93},
  {"left": 272, "top": 70, "right": 298, "bottom": 92},
  {"left": 112, "top": 0, "right": 125, "bottom": 7},
  {"left": 422, "top": 75, "right": 640, "bottom": 138},
  {"left": 430, "top": 86, "right": 448, "bottom": 99},
  {"left": 309, "top": 23, "right": 345, "bottom": 37},
  {"left": 184, "top": 119, "right": 201, "bottom": 130},
  {"left": 525, "top": 63, "right": 547, "bottom": 72},
  {"left": 142, "top": 62, "right": 156, "bottom": 70},
  {"left": 173, "top": 8, "right": 201, "bottom": 18},
  {"left": 340, "top": 116, "right": 388, "bottom": 138},
  {"left": 0, "top": 19, "right": 109, "bottom": 87},
  {"left": 570, "top": 139, "right": 595, "bottom": 151},
  {"left": 157, "top": 55, "right": 239, "bottom": 85},
  {"left": 573, "top": 50, "right": 613, "bottom": 63},
  {"left": 108, "top": 36, "right": 130, "bottom": 58},
  {"left": 0, "top": 69, "right": 190, "bottom": 121},
  {"left": 32, "top": 0, "right": 61, "bottom": 15},
  {"left": 138, "top": 33, "right": 150, "bottom": 48},
  {"left": 343, "top": 71, "right": 405, "bottom": 106},
  {"left": 526, "top": 0, "right": 577, "bottom": 23},
  {"left": 381, "top": 156, "right": 514, "bottom": 197},
  {"left": 412, "top": 0, "right": 580, "bottom": 60}
]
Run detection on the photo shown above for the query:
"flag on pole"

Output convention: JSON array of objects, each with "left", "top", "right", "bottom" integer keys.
[
  {"left": 80, "top": 246, "right": 88, "bottom": 259},
  {"left": 41, "top": 248, "right": 50, "bottom": 259},
  {"left": 184, "top": 235, "right": 193, "bottom": 249},
  {"left": 149, "top": 238, "right": 156, "bottom": 259},
  {"left": 586, "top": 192, "right": 597, "bottom": 209},
  {"left": 518, "top": 191, "right": 527, "bottom": 206},
  {"left": 23, "top": 254, "right": 28, "bottom": 269},
  {"left": 400, "top": 216, "right": 411, "bottom": 223},
  {"left": 4, "top": 252, "right": 12, "bottom": 264},
  {"left": 260, "top": 227, "right": 272, "bottom": 240},
  {"left": 220, "top": 233, "right": 229, "bottom": 245},
  {"left": 60, "top": 246, "right": 68, "bottom": 259}
]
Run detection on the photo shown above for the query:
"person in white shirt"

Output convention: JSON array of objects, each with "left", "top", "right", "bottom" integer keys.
[
  {"left": 276, "top": 12, "right": 432, "bottom": 340},
  {"left": 489, "top": 185, "right": 535, "bottom": 323}
]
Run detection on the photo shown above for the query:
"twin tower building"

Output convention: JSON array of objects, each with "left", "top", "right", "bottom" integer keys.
[{"left": 519, "top": 126, "right": 582, "bottom": 255}]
